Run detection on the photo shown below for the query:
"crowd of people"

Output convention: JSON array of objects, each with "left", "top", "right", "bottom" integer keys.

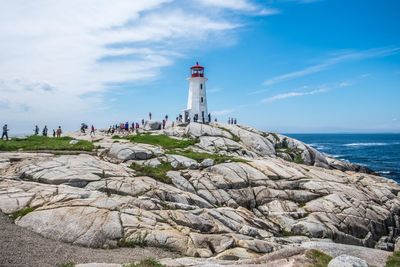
[
  {"left": 1, "top": 112, "right": 239, "bottom": 141},
  {"left": 228, "top": 118, "right": 238, "bottom": 125},
  {"left": 33, "top": 125, "right": 62, "bottom": 137},
  {"left": 1, "top": 124, "right": 63, "bottom": 141}
]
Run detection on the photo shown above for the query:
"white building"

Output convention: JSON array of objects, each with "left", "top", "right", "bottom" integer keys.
[{"left": 183, "top": 62, "right": 209, "bottom": 123}]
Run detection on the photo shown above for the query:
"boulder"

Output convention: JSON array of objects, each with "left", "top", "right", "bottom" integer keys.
[
  {"left": 185, "top": 123, "right": 232, "bottom": 138},
  {"left": 328, "top": 255, "right": 368, "bottom": 267},
  {"left": 19, "top": 154, "right": 132, "bottom": 187},
  {"left": 167, "top": 154, "right": 199, "bottom": 169},
  {"left": 144, "top": 120, "right": 161, "bottom": 131},
  {"left": 16, "top": 206, "right": 123, "bottom": 248},
  {"left": 200, "top": 158, "right": 214, "bottom": 168},
  {"left": 108, "top": 143, "right": 161, "bottom": 162}
]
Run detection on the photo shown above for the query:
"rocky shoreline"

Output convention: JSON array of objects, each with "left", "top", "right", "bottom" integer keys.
[{"left": 1, "top": 122, "right": 399, "bottom": 266}]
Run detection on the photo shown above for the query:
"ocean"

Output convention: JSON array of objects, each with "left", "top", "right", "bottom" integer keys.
[{"left": 286, "top": 133, "right": 400, "bottom": 183}]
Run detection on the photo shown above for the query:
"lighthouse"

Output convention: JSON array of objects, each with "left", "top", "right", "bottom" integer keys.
[{"left": 184, "top": 62, "right": 209, "bottom": 123}]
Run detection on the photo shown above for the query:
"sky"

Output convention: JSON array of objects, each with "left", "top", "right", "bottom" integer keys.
[{"left": 0, "top": 0, "right": 399, "bottom": 134}]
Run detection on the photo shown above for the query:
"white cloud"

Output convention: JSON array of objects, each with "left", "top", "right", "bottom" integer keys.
[
  {"left": 262, "top": 87, "right": 328, "bottom": 103},
  {"left": 262, "top": 80, "right": 352, "bottom": 103},
  {"left": 196, "top": 0, "right": 279, "bottom": 15},
  {"left": 0, "top": 0, "right": 248, "bottom": 132},
  {"left": 262, "top": 47, "right": 400, "bottom": 87}
]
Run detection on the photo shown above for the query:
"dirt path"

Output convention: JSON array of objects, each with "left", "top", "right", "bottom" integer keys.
[{"left": 0, "top": 213, "right": 180, "bottom": 267}]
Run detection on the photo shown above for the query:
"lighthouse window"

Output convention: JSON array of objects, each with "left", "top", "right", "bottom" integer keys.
[
  {"left": 200, "top": 84, "right": 203, "bottom": 90},
  {"left": 201, "top": 97, "right": 204, "bottom": 103}
]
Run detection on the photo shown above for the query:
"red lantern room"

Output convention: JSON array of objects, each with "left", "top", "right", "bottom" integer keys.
[{"left": 190, "top": 62, "right": 204, "bottom": 77}]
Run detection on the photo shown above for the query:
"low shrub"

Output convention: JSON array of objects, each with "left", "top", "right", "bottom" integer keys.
[{"left": 130, "top": 162, "right": 172, "bottom": 184}]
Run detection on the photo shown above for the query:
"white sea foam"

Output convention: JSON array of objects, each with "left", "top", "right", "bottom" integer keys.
[
  {"left": 377, "top": 170, "right": 391, "bottom": 174},
  {"left": 309, "top": 143, "right": 326, "bottom": 150},
  {"left": 344, "top": 142, "right": 389, "bottom": 147},
  {"left": 330, "top": 154, "right": 344, "bottom": 158},
  {"left": 344, "top": 142, "right": 400, "bottom": 147}
]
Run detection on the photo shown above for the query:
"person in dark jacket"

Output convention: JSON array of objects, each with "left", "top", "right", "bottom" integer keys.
[
  {"left": 42, "top": 126, "right": 48, "bottom": 137},
  {"left": 2, "top": 124, "right": 9, "bottom": 140}
]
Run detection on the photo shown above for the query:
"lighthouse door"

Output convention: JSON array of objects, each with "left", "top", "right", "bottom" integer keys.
[{"left": 184, "top": 111, "right": 189, "bottom": 123}]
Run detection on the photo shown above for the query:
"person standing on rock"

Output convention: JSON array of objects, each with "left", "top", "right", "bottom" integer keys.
[
  {"left": 162, "top": 119, "right": 166, "bottom": 129},
  {"left": 90, "top": 125, "right": 95, "bottom": 136},
  {"left": 34, "top": 125, "right": 39, "bottom": 135},
  {"left": 1, "top": 124, "right": 9, "bottom": 140},
  {"left": 52, "top": 129, "right": 56, "bottom": 137},
  {"left": 42, "top": 126, "right": 48, "bottom": 137},
  {"left": 234, "top": 118, "right": 237, "bottom": 125},
  {"left": 208, "top": 113, "right": 211, "bottom": 123},
  {"left": 165, "top": 115, "right": 168, "bottom": 121},
  {"left": 56, "top": 126, "right": 62, "bottom": 137},
  {"left": 149, "top": 112, "right": 152, "bottom": 120}
]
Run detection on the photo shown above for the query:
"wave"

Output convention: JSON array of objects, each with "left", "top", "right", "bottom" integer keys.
[
  {"left": 329, "top": 154, "right": 344, "bottom": 158},
  {"left": 309, "top": 143, "right": 327, "bottom": 150},
  {"left": 343, "top": 142, "right": 395, "bottom": 147},
  {"left": 376, "top": 170, "right": 391, "bottom": 174}
]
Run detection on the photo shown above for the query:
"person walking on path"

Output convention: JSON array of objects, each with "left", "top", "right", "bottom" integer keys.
[
  {"left": 42, "top": 126, "right": 48, "bottom": 137},
  {"left": 2, "top": 124, "right": 9, "bottom": 140},
  {"left": 56, "top": 126, "right": 62, "bottom": 137},
  {"left": 34, "top": 125, "right": 39, "bottom": 135},
  {"left": 90, "top": 125, "right": 95, "bottom": 136}
]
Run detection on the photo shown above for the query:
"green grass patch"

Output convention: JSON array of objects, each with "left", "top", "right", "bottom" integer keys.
[
  {"left": 123, "top": 258, "right": 165, "bottom": 267},
  {"left": 386, "top": 251, "right": 400, "bottom": 267},
  {"left": 270, "top": 132, "right": 280, "bottom": 141},
  {"left": 167, "top": 149, "right": 247, "bottom": 165},
  {"left": 0, "top": 136, "right": 94, "bottom": 151},
  {"left": 10, "top": 207, "right": 34, "bottom": 220},
  {"left": 305, "top": 249, "right": 332, "bottom": 267},
  {"left": 118, "top": 235, "right": 148, "bottom": 248},
  {"left": 58, "top": 262, "right": 75, "bottom": 267},
  {"left": 281, "top": 229, "right": 299, "bottom": 237},
  {"left": 294, "top": 154, "right": 305, "bottom": 164},
  {"left": 130, "top": 162, "right": 172, "bottom": 184},
  {"left": 117, "top": 134, "right": 197, "bottom": 149}
]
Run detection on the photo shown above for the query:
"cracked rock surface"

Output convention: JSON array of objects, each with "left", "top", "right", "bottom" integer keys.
[{"left": 0, "top": 122, "right": 399, "bottom": 266}]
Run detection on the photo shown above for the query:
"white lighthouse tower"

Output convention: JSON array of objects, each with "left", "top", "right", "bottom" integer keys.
[{"left": 184, "top": 62, "right": 209, "bottom": 123}]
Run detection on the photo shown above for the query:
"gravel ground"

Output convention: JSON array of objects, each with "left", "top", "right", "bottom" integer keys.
[{"left": 0, "top": 213, "right": 180, "bottom": 267}]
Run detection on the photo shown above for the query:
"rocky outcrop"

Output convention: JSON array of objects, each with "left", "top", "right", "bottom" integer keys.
[
  {"left": 328, "top": 255, "right": 368, "bottom": 267},
  {"left": 0, "top": 122, "right": 398, "bottom": 266},
  {"left": 107, "top": 142, "right": 163, "bottom": 162}
]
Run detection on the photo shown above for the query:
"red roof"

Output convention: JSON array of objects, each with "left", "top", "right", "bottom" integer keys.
[{"left": 190, "top": 62, "right": 204, "bottom": 69}]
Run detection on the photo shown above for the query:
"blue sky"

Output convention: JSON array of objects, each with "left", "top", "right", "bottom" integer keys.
[{"left": 0, "top": 0, "right": 399, "bottom": 133}]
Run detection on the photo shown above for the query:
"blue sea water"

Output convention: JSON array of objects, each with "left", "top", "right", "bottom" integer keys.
[{"left": 286, "top": 134, "right": 400, "bottom": 183}]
